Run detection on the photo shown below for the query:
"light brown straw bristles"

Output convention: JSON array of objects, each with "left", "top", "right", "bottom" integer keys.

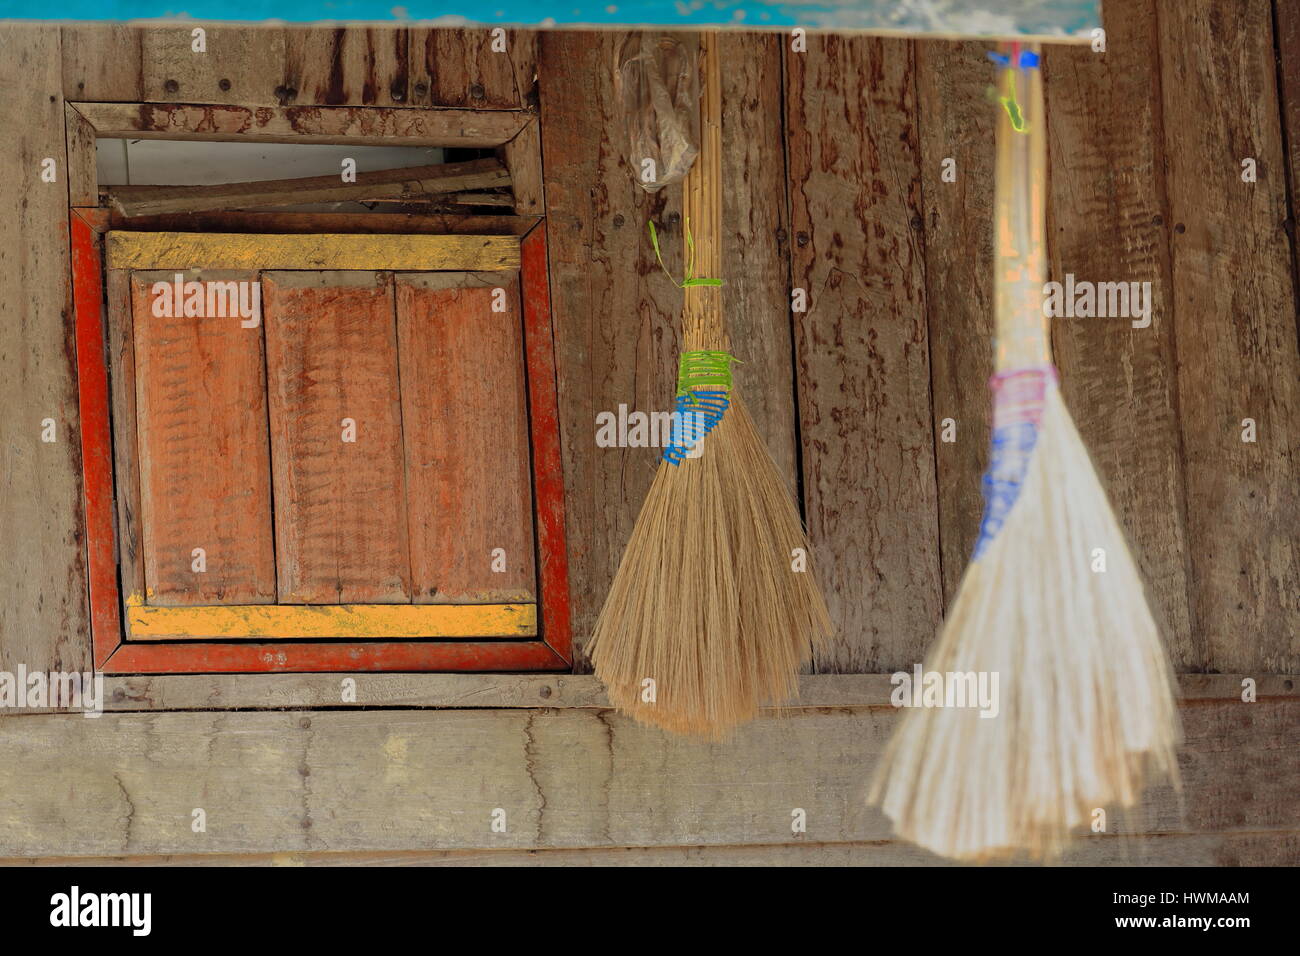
[
  {"left": 869, "top": 388, "right": 1181, "bottom": 860},
  {"left": 588, "top": 390, "right": 832, "bottom": 738},
  {"left": 587, "top": 32, "right": 831, "bottom": 738}
]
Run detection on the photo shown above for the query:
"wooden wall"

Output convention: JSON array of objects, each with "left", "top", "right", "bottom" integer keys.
[{"left": 0, "top": 1, "right": 1296, "bottom": 865}]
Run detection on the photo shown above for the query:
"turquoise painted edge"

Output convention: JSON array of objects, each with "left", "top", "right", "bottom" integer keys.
[{"left": 0, "top": 0, "right": 1100, "bottom": 35}]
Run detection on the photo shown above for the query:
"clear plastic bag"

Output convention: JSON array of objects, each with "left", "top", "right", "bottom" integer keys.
[{"left": 615, "top": 33, "right": 699, "bottom": 193}]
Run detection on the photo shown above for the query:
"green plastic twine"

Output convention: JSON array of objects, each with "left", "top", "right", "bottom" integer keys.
[{"left": 676, "top": 350, "right": 740, "bottom": 399}]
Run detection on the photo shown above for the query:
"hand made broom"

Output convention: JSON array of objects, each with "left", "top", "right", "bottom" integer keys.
[
  {"left": 587, "top": 32, "right": 832, "bottom": 738},
  {"left": 869, "top": 45, "right": 1181, "bottom": 860}
]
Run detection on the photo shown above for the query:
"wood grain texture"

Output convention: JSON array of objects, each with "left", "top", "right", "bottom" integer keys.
[
  {"left": 102, "top": 210, "right": 539, "bottom": 237},
  {"left": 0, "top": 25, "right": 90, "bottom": 673},
  {"left": 131, "top": 270, "right": 276, "bottom": 606},
  {"left": 915, "top": 40, "right": 997, "bottom": 605},
  {"left": 396, "top": 273, "right": 537, "bottom": 604},
  {"left": 1157, "top": 0, "right": 1300, "bottom": 673},
  {"left": 90, "top": 671, "right": 1299, "bottom": 714},
  {"left": 107, "top": 232, "right": 521, "bottom": 272},
  {"left": 786, "top": 36, "right": 942, "bottom": 672},
  {"left": 411, "top": 28, "right": 538, "bottom": 109},
  {"left": 61, "top": 23, "right": 142, "bottom": 101},
  {"left": 105, "top": 270, "right": 144, "bottom": 605},
  {"left": 8, "top": 830, "right": 1299, "bottom": 867},
  {"left": 537, "top": 31, "right": 684, "bottom": 669},
  {"left": 0, "top": 697, "right": 1293, "bottom": 858},
  {"left": 65, "top": 105, "right": 98, "bottom": 207},
  {"left": 263, "top": 271, "right": 411, "bottom": 604},
  {"left": 502, "top": 116, "right": 545, "bottom": 215},
  {"left": 1042, "top": 0, "right": 1197, "bottom": 667},
  {"left": 280, "top": 27, "right": 410, "bottom": 107},
  {"left": 141, "top": 26, "right": 288, "bottom": 106},
  {"left": 75, "top": 102, "right": 528, "bottom": 148}
]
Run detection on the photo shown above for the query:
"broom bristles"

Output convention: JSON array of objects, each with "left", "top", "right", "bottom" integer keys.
[
  {"left": 588, "top": 390, "right": 832, "bottom": 739},
  {"left": 869, "top": 386, "right": 1181, "bottom": 860}
]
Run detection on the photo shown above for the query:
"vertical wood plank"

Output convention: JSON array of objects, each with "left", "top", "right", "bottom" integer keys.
[
  {"left": 395, "top": 273, "right": 536, "bottom": 604},
  {"left": 914, "top": 40, "right": 997, "bottom": 605},
  {"left": 538, "top": 31, "right": 683, "bottom": 669},
  {"left": 1042, "top": 0, "right": 1198, "bottom": 667},
  {"left": 1158, "top": 0, "right": 1300, "bottom": 672},
  {"left": 786, "top": 36, "right": 942, "bottom": 672},
  {"left": 0, "top": 25, "right": 90, "bottom": 672},
  {"left": 141, "top": 26, "right": 289, "bottom": 106},
  {"left": 65, "top": 105, "right": 98, "bottom": 209},
  {"left": 501, "top": 116, "right": 544, "bottom": 216},
  {"left": 62, "top": 24, "right": 143, "bottom": 101},
  {"left": 719, "top": 32, "right": 799, "bottom": 486},
  {"left": 107, "top": 270, "right": 144, "bottom": 604},
  {"left": 132, "top": 270, "right": 276, "bottom": 606},
  {"left": 263, "top": 271, "right": 411, "bottom": 604},
  {"left": 1277, "top": 0, "right": 1300, "bottom": 293},
  {"left": 280, "top": 27, "right": 410, "bottom": 107},
  {"left": 411, "top": 28, "right": 537, "bottom": 109}
]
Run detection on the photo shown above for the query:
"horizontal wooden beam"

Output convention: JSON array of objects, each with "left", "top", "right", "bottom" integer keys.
[
  {"left": 91, "top": 672, "right": 1300, "bottom": 713},
  {"left": 0, "top": 697, "right": 1293, "bottom": 858},
  {"left": 105, "top": 231, "right": 521, "bottom": 271},
  {"left": 125, "top": 601, "right": 537, "bottom": 640},
  {"left": 107, "top": 159, "right": 512, "bottom": 218},
  {"left": 90, "top": 209, "right": 539, "bottom": 237},
  {"left": 72, "top": 102, "right": 531, "bottom": 148}
]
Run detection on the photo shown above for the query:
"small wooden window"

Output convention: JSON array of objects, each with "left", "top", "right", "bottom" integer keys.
[{"left": 73, "top": 223, "right": 571, "bottom": 674}]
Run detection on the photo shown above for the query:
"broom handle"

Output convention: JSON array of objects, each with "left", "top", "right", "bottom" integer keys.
[
  {"left": 993, "top": 42, "right": 1051, "bottom": 373},
  {"left": 682, "top": 31, "right": 726, "bottom": 353}
]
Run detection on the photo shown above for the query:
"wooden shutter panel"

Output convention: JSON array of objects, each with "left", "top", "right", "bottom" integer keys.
[
  {"left": 395, "top": 272, "right": 537, "bottom": 604},
  {"left": 262, "top": 271, "right": 412, "bottom": 604},
  {"left": 130, "top": 270, "right": 276, "bottom": 605}
]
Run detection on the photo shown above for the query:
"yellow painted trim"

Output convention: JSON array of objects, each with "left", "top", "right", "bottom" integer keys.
[
  {"left": 125, "top": 601, "right": 537, "bottom": 640},
  {"left": 106, "top": 232, "right": 521, "bottom": 272}
]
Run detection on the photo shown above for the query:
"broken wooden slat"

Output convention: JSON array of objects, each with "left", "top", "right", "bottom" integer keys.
[
  {"left": 263, "top": 271, "right": 412, "bottom": 604},
  {"left": 786, "top": 36, "right": 943, "bottom": 673},
  {"left": 131, "top": 270, "right": 277, "bottom": 606},
  {"left": 395, "top": 272, "right": 537, "bottom": 604},
  {"left": 72, "top": 101, "right": 530, "bottom": 148},
  {"left": 107, "top": 158, "right": 511, "bottom": 218},
  {"left": 102, "top": 210, "right": 537, "bottom": 238},
  {"left": 125, "top": 600, "right": 537, "bottom": 639},
  {"left": 106, "top": 231, "right": 521, "bottom": 271}
]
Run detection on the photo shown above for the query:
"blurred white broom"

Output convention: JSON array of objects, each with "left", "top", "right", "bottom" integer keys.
[
  {"left": 869, "top": 45, "right": 1181, "bottom": 860},
  {"left": 587, "top": 32, "right": 831, "bottom": 738}
]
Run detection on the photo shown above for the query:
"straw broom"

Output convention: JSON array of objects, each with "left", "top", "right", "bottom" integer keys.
[
  {"left": 587, "top": 32, "right": 832, "bottom": 738},
  {"left": 869, "top": 45, "right": 1181, "bottom": 860}
]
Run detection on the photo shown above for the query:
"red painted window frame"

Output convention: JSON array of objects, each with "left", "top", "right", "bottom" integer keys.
[{"left": 71, "top": 210, "right": 572, "bottom": 674}]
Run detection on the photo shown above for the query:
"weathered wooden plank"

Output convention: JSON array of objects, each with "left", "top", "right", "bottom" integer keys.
[
  {"left": 1157, "top": 0, "right": 1300, "bottom": 673},
  {"left": 107, "top": 158, "right": 511, "bottom": 218},
  {"left": 786, "top": 35, "right": 942, "bottom": 673},
  {"left": 61, "top": 23, "right": 143, "bottom": 101},
  {"left": 1277, "top": 0, "right": 1300, "bottom": 332},
  {"left": 1041, "top": 0, "right": 1198, "bottom": 667},
  {"left": 131, "top": 270, "right": 277, "bottom": 606},
  {"left": 107, "top": 232, "right": 520, "bottom": 272},
  {"left": 65, "top": 104, "right": 98, "bottom": 207},
  {"left": 126, "top": 601, "right": 536, "bottom": 640},
  {"left": 719, "top": 31, "right": 799, "bottom": 488},
  {"left": 103, "top": 210, "right": 538, "bottom": 237},
  {"left": 501, "top": 116, "right": 544, "bottom": 216},
  {"left": 0, "top": 697, "right": 1293, "bottom": 857},
  {"left": 90, "top": 672, "right": 1300, "bottom": 714},
  {"left": 395, "top": 273, "right": 537, "bottom": 604},
  {"left": 141, "top": 26, "right": 288, "bottom": 106},
  {"left": 280, "top": 27, "right": 410, "bottom": 107},
  {"left": 537, "top": 31, "right": 684, "bottom": 670},
  {"left": 410, "top": 28, "right": 538, "bottom": 109},
  {"left": 8, "top": 830, "right": 1298, "bottom": 867},
  {"left": 0, "top": 25, "right": 90, "bottom": 673},
  {"left": 263, "top": 271, "right": 411, "bottom": 604},
  {"left": 914, "top": 40, "right": 997, "bottom": 605},
  {"left": 74, "top": 102, "right": 529, "bottom": 149},
  {"left": 105, "top": 270, "right": 144, "bottom": 606}
]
